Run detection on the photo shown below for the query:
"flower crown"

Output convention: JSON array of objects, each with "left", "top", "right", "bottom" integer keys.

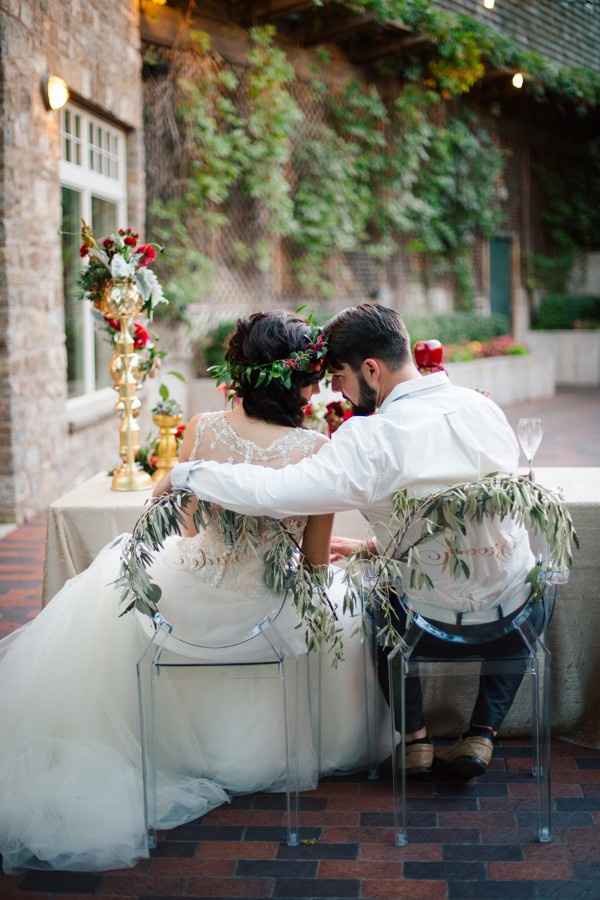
[{"left": 208, "top": 327, "right": 328, "bottom": 392}]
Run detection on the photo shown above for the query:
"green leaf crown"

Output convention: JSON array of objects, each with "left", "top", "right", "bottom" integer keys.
[{"left": 207, "top": 325, "right": 328, "bottom": 392}]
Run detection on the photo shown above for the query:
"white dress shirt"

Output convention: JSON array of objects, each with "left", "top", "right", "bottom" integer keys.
[{"left": 172, "top": 373, "right": 534, "bottom": 623}]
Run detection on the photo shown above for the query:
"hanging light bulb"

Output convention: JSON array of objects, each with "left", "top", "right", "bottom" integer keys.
[
  {"left": 512, "top": 72, "right": 524, "bottom": 89},
  {"left": 483, "top": 0, "right": 495, "bottom": 9}
]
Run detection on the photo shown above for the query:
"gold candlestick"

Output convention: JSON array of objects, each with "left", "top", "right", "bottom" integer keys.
[
  {"left": 151, "top": 413, "right": 182, "bottom": 483},
  {"left": 99, "top": 278, "right": 153, "bottom": 492}
]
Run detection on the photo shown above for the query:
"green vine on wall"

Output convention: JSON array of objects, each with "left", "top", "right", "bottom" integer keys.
[
  {"left": 148, "top": 1, "right": 599, "bottom": 311},
  {"left": 292, "top": 74, "right": 504, "bottom": 306},
  {"left": 342, "top": 0, "right": 600, "bottom": 111},
  {"left": 150, "top": 26, "right": 302, "bottom": 307}
]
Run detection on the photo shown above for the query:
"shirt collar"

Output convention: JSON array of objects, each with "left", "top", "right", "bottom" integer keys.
[{"left": 378, "top": 371, "right": 450, "bottom": 414}]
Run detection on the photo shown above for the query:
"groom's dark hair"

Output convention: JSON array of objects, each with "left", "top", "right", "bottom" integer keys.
[{"left": 323, "top": 303, "right": 410, "bottom": 372}]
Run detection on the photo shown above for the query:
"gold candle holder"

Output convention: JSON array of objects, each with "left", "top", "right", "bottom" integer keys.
[
  {"left": 98, "top": 278, "right": 153, "bottom": 492},
  {"left": 151, "top": 413, "right": 182, "bottom": 483}
]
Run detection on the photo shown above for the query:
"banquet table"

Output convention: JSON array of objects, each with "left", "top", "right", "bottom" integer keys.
[{"left": 43, "top": 468, "right": 600, "bottom": 746}]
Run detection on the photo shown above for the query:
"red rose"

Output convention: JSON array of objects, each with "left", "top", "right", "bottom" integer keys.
[
  {"left": 79, "top": 244, "right": 89, "bottom": 257},
  {"left": 104, "top": 317, "right": 120, "bottom": 332},
  {"left": 303, "top": 403, "right": 313, "bottom": 417},
  {"left": 118, "top": 228, "right": 126, "bottom": 236},
  {"left": 175, "top": 424, "right": 186, "bottom": 441},
  {"left": 134, "top": 322, "right": 150, "bottom": 349},
  {"left": 342, "top": 408, "right": 354, "bottom": 421},
  {"left": 135, "top": 243, "right": 157, "bottom": 267},
  {"left": 102, "top": 237, "right": 114, "bottom": 249},
  {"left": 124, "top": 236, "right": 137, "bottom": 247},
  {"left": 149, "top": 455, "right": 159, "bottom": 469}
]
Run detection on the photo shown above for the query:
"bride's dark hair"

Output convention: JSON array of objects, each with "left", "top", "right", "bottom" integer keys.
[{"left": 226, "top": 311, "right": 319, "bottom": 427}]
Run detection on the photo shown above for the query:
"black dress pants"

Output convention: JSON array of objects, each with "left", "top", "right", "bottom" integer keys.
[{"left": 377, "top": 594, "right": 550, "bottom": 734}]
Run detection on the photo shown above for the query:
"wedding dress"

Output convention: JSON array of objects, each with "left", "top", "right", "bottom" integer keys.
[{"left": 0, "top": 412, "right": 388, "bottom": 873}]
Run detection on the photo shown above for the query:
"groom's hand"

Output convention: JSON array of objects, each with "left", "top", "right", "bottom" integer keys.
[{"left": 152, "top": 471, "right": 173, "bottom": 499}]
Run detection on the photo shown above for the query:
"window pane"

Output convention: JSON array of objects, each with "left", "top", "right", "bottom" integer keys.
[
  {"left": 61, "top": 186, "right": 85, "bottom": 398},
  {"left": 92, "top": 196, "right": 118, "bottom": 390}
]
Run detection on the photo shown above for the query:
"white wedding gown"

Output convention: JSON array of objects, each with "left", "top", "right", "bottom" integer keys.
[{"left": 0, "top": 412, "right": 389, "bottom": 873}]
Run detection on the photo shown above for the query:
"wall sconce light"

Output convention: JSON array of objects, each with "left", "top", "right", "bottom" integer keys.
[
  {"left": 41, "top": 75, "right": 69, "bottom": 111},
  {"left": 512, "top": 72, "right": 524, "bottom": 89},
  {"left": 483, "top": 0, "right": 495, "bottom": 8}
]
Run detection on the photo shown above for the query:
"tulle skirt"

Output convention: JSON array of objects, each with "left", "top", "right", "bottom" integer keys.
[{"left": 0, "top": 536, "right": 389, "bottom": 872}]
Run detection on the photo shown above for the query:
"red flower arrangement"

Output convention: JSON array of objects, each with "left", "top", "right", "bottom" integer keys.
[{"left": 325, "top": 399, "right": 354, "bottom": 435}]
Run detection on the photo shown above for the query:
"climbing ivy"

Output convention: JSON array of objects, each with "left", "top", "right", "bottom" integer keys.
[
  {"left": 342, "top": 0, "right": 600, "bottom": 110},
  {"left": 149, "top": 2, "right": 599, "bottom": 310}
]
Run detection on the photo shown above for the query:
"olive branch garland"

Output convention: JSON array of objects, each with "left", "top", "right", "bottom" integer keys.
[
  {"left": 115, "top": 474, "right": 577, "bottom": 663},
  {"left": 341, "top": 473, "right": 579, "bottom": 650},
  {"left": 114, "top": 489, "right": 344, "bottom": 663}
]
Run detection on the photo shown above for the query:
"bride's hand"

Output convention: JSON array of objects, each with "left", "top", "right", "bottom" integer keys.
[
  {"left": 152, "top": 471, "right": 173, "bottom": 499},
  {"left": 330, "top": 536, "right": 367, "bottom": 562}
]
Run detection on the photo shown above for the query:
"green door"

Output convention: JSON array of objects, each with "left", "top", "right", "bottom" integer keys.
[{"left": 490, "top": 236, "right": 512, "bottom": 322}]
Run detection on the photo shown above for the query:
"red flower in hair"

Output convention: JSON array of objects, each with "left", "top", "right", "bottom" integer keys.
[{"left": 135, "top": 243, "right": 157, "bottom": 267}]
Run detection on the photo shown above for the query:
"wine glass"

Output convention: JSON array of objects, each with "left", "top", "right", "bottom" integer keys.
[{"left": 517, "top": 417, "right": 543, "bottom": 482}]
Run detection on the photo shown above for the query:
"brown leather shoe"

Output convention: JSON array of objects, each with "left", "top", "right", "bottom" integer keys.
[
  {"left": 435, "top": 735, "right": 494, "bottom": 780},
  {"left": 402, "top": 738, "right": 434, "bottom": 777}
]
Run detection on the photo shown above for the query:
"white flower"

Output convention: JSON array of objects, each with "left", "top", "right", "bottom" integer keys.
[
  {"left": 135, "top": 267, "right": 167, "bottom": 311},
  {"left": 110, "top": 254, "right": 135, "bottom": 279}
]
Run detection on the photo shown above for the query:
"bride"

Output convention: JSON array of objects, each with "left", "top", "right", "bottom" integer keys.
[{"left": 0, "top": 311, "right": 387, "bottom": 874}]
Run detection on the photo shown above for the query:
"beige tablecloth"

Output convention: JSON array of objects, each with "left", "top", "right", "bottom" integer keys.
[{"left": 43, "top": 468, "right": 600, "bottom": 745}]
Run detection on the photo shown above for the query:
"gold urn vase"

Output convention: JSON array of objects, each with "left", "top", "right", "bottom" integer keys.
[
  {"left": 151, "top": 413, "right": 182, "bottom": 483},
  {"left": 98, "top": 278, "right": 153, "bottom": 492}
]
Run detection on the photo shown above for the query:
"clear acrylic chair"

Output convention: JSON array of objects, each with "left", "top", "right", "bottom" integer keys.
[
  {"left": 387, "top": 567, "right": 564, "bottom": 847},
  {"left": 135, "top": 599, "right": 307, "bottom": 853}
]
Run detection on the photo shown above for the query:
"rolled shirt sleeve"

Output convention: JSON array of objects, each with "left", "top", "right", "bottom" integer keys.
[{"left": 170, "top": 416, "right": 387, "bottom": 519}]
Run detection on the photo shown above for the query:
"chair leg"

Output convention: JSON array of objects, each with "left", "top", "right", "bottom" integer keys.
[
  {"left": 388, "top": 650, "right": 408, "bottom": 847},
  {"left": 538, "top": 641, "right": 552, "bottom": 842},
  {"left": 388, "top": 622, "right": 423, "bottom": 847},
  {"left": 281, "top": 656, "right": 300, "bottom": 847},
  {"left": 519, "top": 620, "right": 552, "bottom": 843},
  {"left": 136, "top": 645, "right": 159, "bottom": 851},
  {"left": 363, "top": 620, "right": 379, "bottom": 781}
]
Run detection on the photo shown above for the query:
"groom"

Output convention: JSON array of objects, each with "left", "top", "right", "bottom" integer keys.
[{"left": 155, "top": 303, "right": 541, "bottom": 779}]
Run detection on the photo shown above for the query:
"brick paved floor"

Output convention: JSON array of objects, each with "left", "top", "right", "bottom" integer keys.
[{"left": 0, "top": 388, "right": 599, "bottom": 898}]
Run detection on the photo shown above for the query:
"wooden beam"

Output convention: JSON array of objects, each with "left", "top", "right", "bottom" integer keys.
[
  {"left": 349, "top": 33, "right": 429, "bottom": 63},
  {"left": 250, "top": 0, "right": 318, "bottom": 21},
  {"left": 301, "top": 14, "right": 376, "bottom": 46}
]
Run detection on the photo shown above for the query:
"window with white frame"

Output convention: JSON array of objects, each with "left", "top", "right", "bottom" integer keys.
[{"left": 60, "top": 105, "right": 127, "bottom": 400}]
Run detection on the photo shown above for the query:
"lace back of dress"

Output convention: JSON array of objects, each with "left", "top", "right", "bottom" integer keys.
[{"left": 191, "top": 410, "right": 323, "bottom": 469}]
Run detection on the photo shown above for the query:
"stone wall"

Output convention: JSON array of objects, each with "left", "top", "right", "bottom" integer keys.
[
  {"left": 434, "top": 0, "right": 600, "bottom": 73},
  {"left": 0, "top": 0, "right": 144, "bottom": 523}
]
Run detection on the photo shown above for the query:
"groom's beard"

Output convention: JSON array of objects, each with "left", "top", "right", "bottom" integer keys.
[{"left": 349, "top": 374, "right": 377, "bottom": 416}]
